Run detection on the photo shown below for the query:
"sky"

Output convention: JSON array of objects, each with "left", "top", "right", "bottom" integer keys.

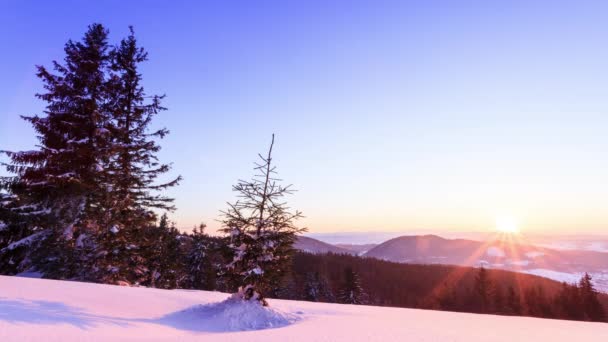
[{"left": 2, "top": 1, "right": 608, "bottom": 235}]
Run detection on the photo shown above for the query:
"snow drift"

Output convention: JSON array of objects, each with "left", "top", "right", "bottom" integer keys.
[
  {"left": 160, "top": 298, "right": 297, "bottom": 332},
  {"left": 1, "top": 275, "right": 608, "bottom": 341}
]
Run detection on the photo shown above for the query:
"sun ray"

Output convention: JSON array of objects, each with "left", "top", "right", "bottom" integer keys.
[{"left": 424, "top": 232, "right": 502, "bottom": 303}]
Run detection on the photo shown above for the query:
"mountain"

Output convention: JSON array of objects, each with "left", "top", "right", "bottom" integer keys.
[
  {"left": 294, "top": 236, "right": 353, "bottom": 254},
  {"left": 334, "top": 243, "right": 377, "bottom": 255},
  {"left": 293, "top": 234, "right": 608, "bottom": 292},
  {"left": 2, "top": 275, "right": 608, "bottom": 341},
  {"left": 363, "top": 234, "right": 608, "bottom": 291},
  {"left": 364, "top": 234, "right": 482, "bottom": 263}
]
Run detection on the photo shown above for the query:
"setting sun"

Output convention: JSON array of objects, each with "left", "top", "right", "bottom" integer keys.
[{"left": 495, "top": 216, "right": 520, "bottom": 234}]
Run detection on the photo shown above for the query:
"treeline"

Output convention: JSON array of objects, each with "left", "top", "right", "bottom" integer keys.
[{"left": 280, "top": 252, "right": 607, "bottom": 323}]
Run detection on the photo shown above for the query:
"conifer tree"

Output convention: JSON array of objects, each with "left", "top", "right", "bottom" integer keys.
[
  {"left": 0, "top": 24, "right": 180, "bottom": 283},
  {"left": 555, "top": 282, "right": 581, "bottom": 320},
  {"left": 525, "top": 286, "right": 552, "bottom": 317},
  {"left": 304, "top": 271, "right": 334, "bottom": 302},
  {"left": 1, "top": 24, "right": 112, "bottom": 279},
  {"left": 0, "top": 192, "right": 32, "bottom": 274},
  {"left": 144, "top": 214, "right": 184, "bottom": 288},
  {"left": 186, "top": 223, "right": 217, "bottom": 290},
  {"left": 578, "top": 273, "right": 605, "bottom": 321},
  {"left": 273, "top": 271, "right": 300, "bottom": 300},
  {"left": 474, "top": 267, "right": 492, "bottom": 313},
  {"left": 91, "top": 27, "right": 181, "bottom": 284},
  {"left": 304, "top": 272, "right": 321, "bottom": 301},
  {"left": 220, "top": 135, "right": 305, "bottom": 306},
  {"left": 491, "top": 283, "right": 505, "bottom": 313},
  {"left": 338, "top": 267, "right": 365, "bottom": 304},
  {"left": 437, "top": 282, "right": 458, "bottom": 311},
  {"left": 106, "top": 26, "right": 181, "bottom": 215},
  {"left": 506, "top": 286, "right": 522, "bottom": 315}
]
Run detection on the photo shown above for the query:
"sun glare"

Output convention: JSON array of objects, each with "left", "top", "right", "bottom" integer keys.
[{"left": 495, "top": 216, "right": 520, "bottom": 234}]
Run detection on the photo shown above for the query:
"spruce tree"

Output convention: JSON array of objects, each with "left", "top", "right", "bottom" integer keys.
[
  {"left": 0, "top": 192, "right": 33, "bottom": 274},
  {"left": 437, "top": 282, "right": 458, "bottom": 311},
  {"left": 91, "top": 27, "right": 181, "bottom": 285},
  {"left": 525, "top": 286, "right": 552, "bottom": 317},
  {"left": 338, "top": 267, "right": 365, "bottom": 304},
  {"left": 186, "top": 223, "right": 217, "bottom": 290},
  {"left": 106, "top": 27, "right": 181, "bottom": 214},
  {"left": 1, "top": 24, "right": 180, "bottom": 284},
  {"left": 506, "top": 286, "right": 522, "bottom": 315},
  {"left": 1, "top": 24, "right": 112, "bottom": 279},
  {"left": 304, "top": 272, "right": 321, "bottom": 301},
  {"left": 220, "top": 135, "right": 305, "bottom": 305},
  {"left": 491, "top": 283, "right": 505, "bottom": 313},
  {"left": 273, "top": 271, "right": 300, "bottom": 300},
  {"left": 578, "top": 273, "right": 605, "bottom": 321},
  {"left": 304, "top": 271, "right": 334, "bottom": 302},
  {"left": 555, "top": 282, "right": 582, "bottom": 320},
  {"left": 144, "top": 214, "right": 184, "bottom": 288},
  {"left": 474, "top": 267, "right": 492, "bottom": 313}
]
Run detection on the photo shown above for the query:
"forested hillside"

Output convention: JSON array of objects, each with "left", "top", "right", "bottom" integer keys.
[{"left": 280, "top": 252, "right": 608, "bottom": 322}]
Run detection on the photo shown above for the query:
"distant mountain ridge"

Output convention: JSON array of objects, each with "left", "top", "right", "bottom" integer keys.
[
  {"left": 294, "top": 236, "right": 354, "bottom": 255},
  {"left": 296, "top": 234, "right": 608, "bottom": 292},
  {"left": 334, "top": 243, "right": 377, "bottom": 255}
]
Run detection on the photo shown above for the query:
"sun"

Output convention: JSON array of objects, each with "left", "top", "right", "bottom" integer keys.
[{"left": 495, "top": 215, "right": 520, "bottom": 234}]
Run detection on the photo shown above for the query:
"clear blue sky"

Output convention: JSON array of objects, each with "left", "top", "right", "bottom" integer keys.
[{"left": 2, "top": 1, "right": 608, "bottom": 234}]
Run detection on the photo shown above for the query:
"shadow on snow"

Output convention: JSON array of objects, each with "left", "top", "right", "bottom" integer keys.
[{"left": 0, "top": 297, "right": 298, "bottom": 333}]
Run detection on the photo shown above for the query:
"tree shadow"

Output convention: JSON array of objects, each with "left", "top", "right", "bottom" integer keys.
[
  {"left": 0, "top": 297, "right": 300, "bottom": 333},
  {"left": 0, "top": 298, "right": 131, "bottom": 329}
]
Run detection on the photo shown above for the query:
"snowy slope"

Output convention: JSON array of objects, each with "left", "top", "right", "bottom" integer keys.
[{"left": 1, "top": 276, "right": 607, "bottom": 341}]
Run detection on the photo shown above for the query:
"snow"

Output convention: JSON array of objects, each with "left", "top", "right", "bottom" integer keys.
[
  {"left": 587, "top": 242, "right": 608, "bottom": 253},
  {"left": 75, "top": 233, "right": 87, "bottom": 248},
  {"left": 165, "top": 298, "right": 297, "bottom": 332},
  {"left": 66, "top": 138, "right": 89, "bottom": 144},
  {"left": 1, "top": 229, "right": 49, "bottom": 252},
  {"left": 486, "top": 246, "right": 505, "bottom": 257},
  {"left": 519, "top": 269, "right": 608, "bottom": 293},
  {"left": 1, "top": 276, "right": 608, "bottom": 341},
  {"left": 521, "top": 269, "right": 584, "bottom": 284},
  {"left": 525, "top": 251, "right": 545, "bottom": 258},
  {"left": 537, "top": 241, "right": 608, "bottom": 252},
  {"left": 508, "top": 260, "right": 530, "bottom": 266},
  {"left": 250, "top": 267, "right": 264, "bottom": 275},
  {"left": 15, "top": 270, "right": 43, "bottom": 278}
]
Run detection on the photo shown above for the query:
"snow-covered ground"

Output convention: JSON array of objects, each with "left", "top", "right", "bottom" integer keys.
[{"left": 1, "top": 276, "right": 607, "bottom": 341}]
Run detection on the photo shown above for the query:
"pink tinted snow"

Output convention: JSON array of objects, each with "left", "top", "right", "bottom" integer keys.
[{"left": 0, "top": 275, "right": 607, "bottom": 341}]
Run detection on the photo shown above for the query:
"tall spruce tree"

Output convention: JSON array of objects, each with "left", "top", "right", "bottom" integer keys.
[
  {"left": 1, "top": 24, "right": 112, "bottom": 279},
  {"left": 0, "top": 24, "right": 180, "bottom": 284},
  {"left": 91, "top": 28, "right": 181, "bottom": 285},
  {"left": 220, "top": 135, "right": 305, "bottom": 306}
]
